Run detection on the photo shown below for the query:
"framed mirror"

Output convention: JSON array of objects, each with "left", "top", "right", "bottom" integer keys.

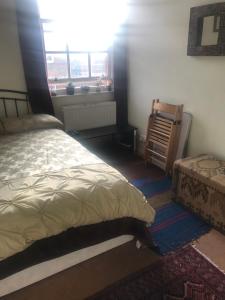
[{"left": 187, "top": 3, "right": 225, "bottom": 56}]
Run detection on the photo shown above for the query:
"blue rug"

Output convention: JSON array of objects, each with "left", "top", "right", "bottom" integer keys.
[
  {"left": 131, "top": 176, "right": 172, "bottom": 197},
  {"left": 149, "top": 202, "right": 211, "bottom": 255}
]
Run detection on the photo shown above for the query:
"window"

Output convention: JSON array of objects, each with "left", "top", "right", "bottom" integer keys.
[
  {"left": 38, "top": 0, "right": 128, "bottom": 94},
  {"left": 41, "top": 20, "right": 112, "bottom": 93}
]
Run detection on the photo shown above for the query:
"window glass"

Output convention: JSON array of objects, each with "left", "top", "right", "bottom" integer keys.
[
  {"left": 70, "top": 53, "right": 89, "bottom": 78},
  {"left": 38, "top": 0, "right": 128, "bottom": 87},
  {"left": 46, "top": 54, "right": 68, "bottom": 79},
  {"left": 91, "top": 53, "right": 109, "bottom": 77},
  {"left": 43, "top": 31, "right": 67, "bottom": 51}
]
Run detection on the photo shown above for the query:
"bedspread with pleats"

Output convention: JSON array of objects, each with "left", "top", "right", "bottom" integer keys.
[{"left": 0, "top": 129, "right": 155, "bottom": 261}]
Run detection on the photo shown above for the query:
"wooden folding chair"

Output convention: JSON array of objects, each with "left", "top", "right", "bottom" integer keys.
[{"left": 145, "top": 99, "right": 183, "bottom": 174}]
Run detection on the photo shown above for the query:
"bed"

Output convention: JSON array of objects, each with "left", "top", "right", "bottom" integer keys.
[{"left": 0, "top": 90, "right": 155, "bottom": 297}]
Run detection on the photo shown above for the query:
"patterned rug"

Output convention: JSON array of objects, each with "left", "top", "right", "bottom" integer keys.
[
  {"left": 89, "top": 245, "right": 225, "bottom": 300},
  {"left": 149, "top": 202, "right": 211, "bottom": 255},
  {"left": 132, "top": 176, "right": 211, "bottom": 254},
  {"left": 131, "top": 176, "right": 172, "bottom": 198}
]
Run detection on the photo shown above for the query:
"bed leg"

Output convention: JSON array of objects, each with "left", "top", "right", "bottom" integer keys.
[
  {"left": 140, "top": 230, "right": 159, "bottom": 252},
  {"left": 134, "top": 221, "right": 158, "bottom": 251},
  {"left": 136, "top": 240, "right": 142, "bottom": 249}
]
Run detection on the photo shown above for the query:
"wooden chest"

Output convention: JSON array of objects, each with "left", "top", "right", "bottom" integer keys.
[{"left": 173, "top": 155, "right": 225, "bottom": 232}]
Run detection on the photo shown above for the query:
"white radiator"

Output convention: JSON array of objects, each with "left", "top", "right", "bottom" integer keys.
[{"left": 63, "top": 101, "right": 117, "bottom": 131}]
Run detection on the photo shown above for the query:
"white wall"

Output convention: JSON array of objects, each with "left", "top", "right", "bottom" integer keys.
[
  {"left": 0, "top": 0, "right": 26, "bottom": 91},
  {"left": 128, "top": 0, "right": 225, "bottom": 159}
]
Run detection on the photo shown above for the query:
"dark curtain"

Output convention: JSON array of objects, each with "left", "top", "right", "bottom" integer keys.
[
  {"left": 16, "top": 0, "right": 54, "bottom": 115},
  {"left": 113, "top": 28, "right": 128, "bottom": 129}
]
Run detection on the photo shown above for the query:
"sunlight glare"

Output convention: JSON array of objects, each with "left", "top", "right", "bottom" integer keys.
[{"left": 38, "top": 0, "right": 128, "bottom": 51}]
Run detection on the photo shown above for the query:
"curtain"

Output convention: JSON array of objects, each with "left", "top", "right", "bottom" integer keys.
[
  {"left": 113, "top": 28, "right": 128, "bottom": 129},
  {"left": 16, "top": 0, "right": 54, "bottom": 115}
]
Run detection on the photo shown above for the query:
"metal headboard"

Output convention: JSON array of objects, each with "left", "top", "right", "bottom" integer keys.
[{"left": 0, "top": 89, "right": 30, "bottom": 118}]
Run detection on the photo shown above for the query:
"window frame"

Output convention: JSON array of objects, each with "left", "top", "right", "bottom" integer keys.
[{"left": 41, "top": 19, "right": 112, "bottom": 85}]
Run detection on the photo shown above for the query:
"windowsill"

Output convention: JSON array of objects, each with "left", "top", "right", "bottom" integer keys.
[
  {"left": 50, "top": 83, "right": 113, "bottom": 96},
  {"left": 51, "top": 90, "right": 113, "bottom": 98}
]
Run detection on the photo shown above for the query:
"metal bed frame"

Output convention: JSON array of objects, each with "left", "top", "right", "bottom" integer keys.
[{"left": 0, "top": 89, "right": 30, "bottom": 118}]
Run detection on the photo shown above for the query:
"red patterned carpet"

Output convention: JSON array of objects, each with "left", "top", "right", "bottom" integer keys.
[{"left": 90, "top": 245, "right": 225, "bottom": 300}]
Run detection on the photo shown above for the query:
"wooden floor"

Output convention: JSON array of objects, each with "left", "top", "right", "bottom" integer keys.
[{"left": 193, "top": 229, "right": 225, "bottom": 272}]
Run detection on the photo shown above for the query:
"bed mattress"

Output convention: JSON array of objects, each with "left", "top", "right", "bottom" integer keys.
[{"left": 0, "top": 128, "right": 155, "bottom": 262}]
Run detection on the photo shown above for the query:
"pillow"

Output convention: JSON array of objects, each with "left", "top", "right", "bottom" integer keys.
[{"left": 1, "top": 114, "right": 64, "bottom": 134}]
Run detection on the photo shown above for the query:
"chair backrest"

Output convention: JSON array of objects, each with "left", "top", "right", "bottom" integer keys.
[{"left": 152, "top": 99, "right": 183, "bottom": 122}]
